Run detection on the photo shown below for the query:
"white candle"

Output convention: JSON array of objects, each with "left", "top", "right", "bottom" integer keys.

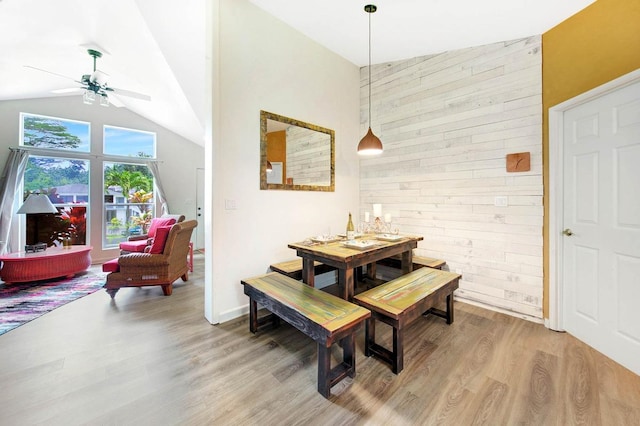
[
  {"left": 384, "top": 213, "right": 391, "bottom": 223},
  {"left": 364, "top": 212, "right": 370, "bottom": 223},
  {"left": 373, "top": 204, "right": 382, "bottom": 218}
]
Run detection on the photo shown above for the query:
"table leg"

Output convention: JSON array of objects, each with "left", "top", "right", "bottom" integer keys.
[
  {"left": 401, "top": 250, "right": 413, "bottom": 275},
  {"left": 366, "top": 262, "right": 377, "bottom": 280},
  {"left": 302, "top": 257, "right": 315, "bottom": 287},
  {"left": 338, "top": 268, "right": 355, "bottom": 301}
]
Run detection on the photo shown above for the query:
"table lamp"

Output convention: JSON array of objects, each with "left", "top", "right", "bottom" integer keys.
[{"left": 17, "top": 194, "right": 58, "bottom": 249}]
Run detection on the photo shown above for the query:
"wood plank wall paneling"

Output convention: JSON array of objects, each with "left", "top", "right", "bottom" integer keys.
[
  {"left": 360, "top": 36, "right": 543, "bottom": 321},
  {"left": 286, "top": 125, "right": 331, "bottom": 185}
]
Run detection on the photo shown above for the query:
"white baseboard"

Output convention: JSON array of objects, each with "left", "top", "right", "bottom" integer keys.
[
  {"left": 455, "top": 297, "right": 544, "bottom": 324},
  {"left": 218, "top": 304, "right": 249, "bottom": 324}
]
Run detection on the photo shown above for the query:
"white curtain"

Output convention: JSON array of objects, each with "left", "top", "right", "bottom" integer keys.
[
  {"left": 147, "top": 161, "right": 169, "bottom": 215},
  {"left": 0, "top": 149, "right": 29, "bottom": 255}
]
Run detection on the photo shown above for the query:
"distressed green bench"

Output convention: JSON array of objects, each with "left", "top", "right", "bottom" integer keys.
[
  {"left": 377, "top": 254, "right": 446, "bottom": 270},
  {"left": 354, "top": 267, "right": 460, "bottom": 374},
  {"left": 269, "top": 258, "right": 336, "bottom": 281},
  {"left": 241, "top": 272, "right": 370, "bottom": 398}
]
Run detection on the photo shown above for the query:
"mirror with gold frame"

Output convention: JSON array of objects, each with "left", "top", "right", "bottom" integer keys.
[{"left": 260, "top": 110, "right": 335, "bottom": 192}]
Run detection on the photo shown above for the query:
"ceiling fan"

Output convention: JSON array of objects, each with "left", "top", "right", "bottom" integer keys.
[{"left": 25, "top": 48, "right": 151, "bottom": 105}]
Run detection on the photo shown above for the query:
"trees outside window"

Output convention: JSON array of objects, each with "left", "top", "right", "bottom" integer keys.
[
  {"left": 102, "top": 125, "right": 156, "bottom": 248},
  {"left": 21, "top": 113, "right": 90, "bottom": 247},
  {"left": 20, "top": 113, "right": 156, "bottom": 250},
  {"left": 22, "top": 113, "right": 90, "bottom": 152},
  {"left": 103, "top": 162, "right": 154, "bottom": 247}
]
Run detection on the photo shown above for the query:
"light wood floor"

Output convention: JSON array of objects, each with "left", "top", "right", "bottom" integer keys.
[{"left": 1, "top": 254, "right": 639, "bottom": 425}]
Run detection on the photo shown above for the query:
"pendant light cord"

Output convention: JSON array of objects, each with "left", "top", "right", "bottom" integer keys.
[{"left": 368, "top": 9, "right": 372, "bottom": 127}]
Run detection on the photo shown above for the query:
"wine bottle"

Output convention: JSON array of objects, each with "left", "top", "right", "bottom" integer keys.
[{"left": 346, "top": 212, "right": 355, "bottom": 240}]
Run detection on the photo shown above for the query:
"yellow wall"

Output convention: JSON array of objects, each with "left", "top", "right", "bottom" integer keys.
[
  {"left": 267, "top": 130, "right": 287, "bottom": 178},
  {"left": 542, "top": 0, "right": 640, "bottom": 317}
]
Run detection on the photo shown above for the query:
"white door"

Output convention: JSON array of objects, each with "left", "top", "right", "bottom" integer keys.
[
  {"left": 562, "top": 79, "right": 640, "bottom": 375},
  {"left": 195, "top": 168, "right": 205, "bottom": 251}
]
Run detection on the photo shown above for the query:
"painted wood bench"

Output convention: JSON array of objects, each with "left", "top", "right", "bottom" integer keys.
[
  {"left": 241, "top": 272, "right": 371, "bottom": 398},
  {"left": 353, "top": 267, "right": 460, "bottom": 374},
  {"left": 269, "top": 258, "right": 336, "bottom": 281},
  {"left": 377, "top": 254, "right": 446, "bottom": 270}
]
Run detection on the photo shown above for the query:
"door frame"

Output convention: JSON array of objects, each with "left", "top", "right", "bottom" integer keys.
[{"left": 548, "top": 68, "right": 640, "bottom": 331}]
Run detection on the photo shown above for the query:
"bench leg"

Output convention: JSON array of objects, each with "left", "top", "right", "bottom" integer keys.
[
  {"left": 316, "top": 333, "right": 357, "bottom": 398},
  {"left": 446, "top": 293, "right": 454, "bottom": 324},
  {"left": 249, "top": 299, "right": 258, "bottom": 333},
  {"left": 392, "top": 326, "right": 404, "bottom": 374},
  {"left": 364, "top": 318, "right": 375, "bottom": 357},
  {"left": 249, "top": 299, "right": 280, "bottom": 333},
  {"left": 341, "top": 334, "right": 356, "bottom": 379},
  {"left": 364, "top": 315, "right": 404, "bottom": 374},
  {"left": 422, "top": 292, "right": 455, "bottom": 325},
  {"left": 317, "top": 343, "right": 332, "bottom": 398}
]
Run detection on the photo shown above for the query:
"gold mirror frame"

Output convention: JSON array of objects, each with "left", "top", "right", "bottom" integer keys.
[{"left": 260, "top": 110, "right": 335, "bottom": 192}]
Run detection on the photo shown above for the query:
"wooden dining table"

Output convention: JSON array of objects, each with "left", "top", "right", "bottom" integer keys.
[{"left": 288, "top": 234, "right": 423, "bottom": 301}]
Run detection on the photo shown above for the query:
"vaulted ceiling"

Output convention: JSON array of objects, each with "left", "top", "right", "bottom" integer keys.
[
  {"left": 0, "top": 0, "right": 207, "bottom": 145},
  {"left": 0, "top": 0, "right": 595, "bottom": 146}
]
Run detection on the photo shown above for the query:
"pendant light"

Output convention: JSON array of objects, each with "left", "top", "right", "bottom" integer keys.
[{"left": 357, "top": 4, "right": 383, "bottom": 156}]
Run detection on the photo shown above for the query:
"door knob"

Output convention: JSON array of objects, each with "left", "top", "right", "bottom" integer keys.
[{"left": 563, "top": 228, "right": 573, "bottom": 236}]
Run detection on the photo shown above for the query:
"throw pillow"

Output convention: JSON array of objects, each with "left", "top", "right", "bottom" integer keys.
[
  {"left": 149, "top": 225, "right": 173, "bottom": 254},
  {"left": 147, "top": 217, "right": 176, "bottom": 238}
]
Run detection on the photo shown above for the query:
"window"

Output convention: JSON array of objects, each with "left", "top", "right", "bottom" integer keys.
[
  {"left": 21, "top": 113, "right": 90, "bottom": 152},
  {"left": 19, "top": 113, "right": 157, "bottom": 250},
  {"left": 103, "top": 162, "right": 154, "bottom": 248},
  {"left": 23, "top": 156, "right": 89, "bottom": 246},
  {"left": 20, "top": 113, "right": 91, "bottom": 247},
  {"left": 102, "top": 126, "right": 156, "bottom": 248},
  {"left": 104, "top": 125, "right": 155, "bottom": 158}
]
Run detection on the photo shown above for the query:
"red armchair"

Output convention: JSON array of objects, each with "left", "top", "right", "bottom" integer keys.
[
  {"left": 119, "top": 214, "right": 185, "bottom": 254},
  {"left": 105, "top": 220, "right": 197, "bottom": 298}
]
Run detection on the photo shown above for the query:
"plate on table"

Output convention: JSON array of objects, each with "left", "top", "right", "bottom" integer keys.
[
  {"left": 342, "top": 240, "right": 379, "bottom": 250},
  {"left": 310, "top": 235, "right": 342, "bottom": 244},
  {"left": 376, "top": 234, "right": 404, "bottom": 242},
  {"left": 336, "top": 232, "right": 364, "bottom": 239}
]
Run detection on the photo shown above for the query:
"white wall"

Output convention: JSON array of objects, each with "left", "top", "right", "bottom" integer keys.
[
  {"left": 0, "top": 96, "right": 204, "bottom": 263},
  {"left": 210, "top": 0, "right": 360, "bottom": 322},
  {"left": 359, "top": 37, "right": 544, "bottom": 321}
]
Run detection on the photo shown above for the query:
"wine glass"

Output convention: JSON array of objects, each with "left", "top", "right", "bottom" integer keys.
[{"left": 322, "top": 226, "right": 331, "bottom": 244}]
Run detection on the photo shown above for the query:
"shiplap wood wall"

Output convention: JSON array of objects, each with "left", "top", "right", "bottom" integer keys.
[
  {"left": 286, "top": 125, "right": 331, "bottom": 185},
  {"left": 359, "top": 36, "right": 543, "bottom": 321}
]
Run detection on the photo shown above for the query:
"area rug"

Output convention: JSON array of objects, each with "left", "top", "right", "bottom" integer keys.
[{"left": 0, "top": 272, "right": 107, "bottom": 336}]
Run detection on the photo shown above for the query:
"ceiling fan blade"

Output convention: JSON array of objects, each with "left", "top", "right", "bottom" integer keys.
[
  {"left": 24, "top": 65, "right": 77, "bottom": 82},
  {"left": 107, "top": 94, "right": 125, "bottom": 108},
  {"left": 109, "top": 87, "right": 151, "bottom": 101},
  {"left": 51, "top": 87, "right": 84, "bottom": 94}
]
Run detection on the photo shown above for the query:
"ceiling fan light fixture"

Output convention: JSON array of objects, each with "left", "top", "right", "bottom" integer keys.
[
  {"left": 83, "top": 89, "right": 95, "bottom": 105},
  {"left": 358, "top": 4, "right": 383, "bottom": 156},
  {"left": 90, "top": 70, "right": 108, "bottom": 87},
  {"left": 99, "top": 94, "right": 109, "bottom": 107}
]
